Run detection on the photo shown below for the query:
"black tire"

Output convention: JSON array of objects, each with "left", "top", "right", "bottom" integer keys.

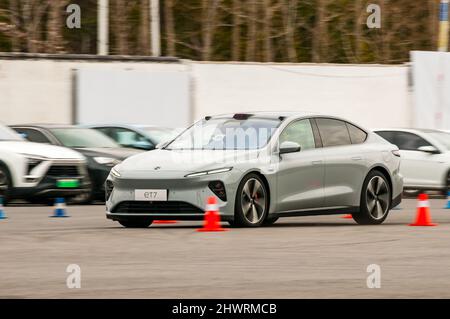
[
  {"left": 353, "top": 170, "right": 391, "bottom": 225},
  {"left": 263, "top": 216, "right": 279, "bottom": 226},
  {"left": 227, "top": 220, "right": 238, "bottom": 227},
  {"left": 0, "top": 164, "right": 12, "bottom": 204},
  {"left": 441, "top": 171, "right": 450, "bottom": 197},
  {"left": 118, "top": 219, "right": 153, "bottom": 228},
  {"left": 234, "top": 173, "right": 269, "bottom": 227}
]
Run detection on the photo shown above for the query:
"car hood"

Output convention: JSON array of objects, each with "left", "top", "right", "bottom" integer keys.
[
  {"left": 118, "top": 149, "right": 261, "bottom": 173},
  {"left": 0, "top": 141, "right": 85, "bottom": 160},
  {"left": 73, "top": 147, "right": 142, "bottom": 160}
]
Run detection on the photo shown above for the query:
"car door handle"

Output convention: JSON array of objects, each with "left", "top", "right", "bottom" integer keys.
[
  {"left": 311, "top": 160, "right": 323, "bottom": 165},
  {"left": 351, "top": 156, "right": 362, "bottom": 161}
]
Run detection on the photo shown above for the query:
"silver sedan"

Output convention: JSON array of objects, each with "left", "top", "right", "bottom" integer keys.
[{"left": 105, "top": 112, "right": 403, "bottom": 228}]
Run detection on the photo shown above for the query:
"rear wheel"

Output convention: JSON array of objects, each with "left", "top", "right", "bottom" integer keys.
[
  {"left": 234, "top": 173, "right": 269, "bottom": 227},
  {"left": 353, "top": 171, "right": 391, "bottom": 225},
  {"left": 0, "top": 165, "right": 11, "bottom": 204},
  {"left": 118, "top": 219, "right": 153, "bottom": 228}
]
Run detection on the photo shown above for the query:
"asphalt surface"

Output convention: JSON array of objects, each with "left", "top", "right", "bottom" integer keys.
[{"left": 1, "top": 198, "right": 450, "bottom": 298}]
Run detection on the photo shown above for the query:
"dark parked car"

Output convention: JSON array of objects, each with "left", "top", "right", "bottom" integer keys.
[
  {"left": 86, "top": 124, "right": 178, "bottom": 150},
  {"left": 11, "top": 125, "right": 141, "bottom": 203}
]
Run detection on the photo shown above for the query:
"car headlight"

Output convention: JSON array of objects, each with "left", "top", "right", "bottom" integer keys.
[
  {"left": 185, "top": 167, "right": 232, "bottom": 178},
  {"left": 94, "top": 157, "right": 121, "bottom": 166},
  {"left": 110, "top": 167, "right": 121, "bottom": 178},
  {"left": 19, "top": 155, "right": 47, "bottom": 174}
]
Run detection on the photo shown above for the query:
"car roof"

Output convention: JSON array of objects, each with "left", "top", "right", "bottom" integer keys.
[
  {"left": 207, "top": 111, "right": 319, "bottom": 120},
  {"left": 10, "top": 124, "right": 85, "bottom": 130},
  {"left": 373, "top": 128, "right": 446, "bottom": 134},
  {"left": 85, "top": 123, "right": 172, "bottom": 130}
]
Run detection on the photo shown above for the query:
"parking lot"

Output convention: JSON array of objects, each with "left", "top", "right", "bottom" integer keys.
[{"left": 1, "top": 198, "right": 450, "bottom": 298}]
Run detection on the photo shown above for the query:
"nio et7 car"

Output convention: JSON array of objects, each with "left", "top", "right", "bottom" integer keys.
[{"left": 106, "top": 112, "right": 403, "bottom": 228}]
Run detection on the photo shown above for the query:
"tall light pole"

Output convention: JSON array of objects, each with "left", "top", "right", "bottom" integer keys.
[
  {"left": 438, "top": 0, "right": 449, "bottom": 52},
  {"left": 150, "top": 0, "right": 161, "bottom": 56},
  {"left": 98, "top": 0, "right": 109, "bottom": 55}
]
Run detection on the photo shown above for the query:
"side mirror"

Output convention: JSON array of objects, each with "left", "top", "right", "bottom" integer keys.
[
  {"left": 417, "top": 145, "right": 439, "bottom": 154},
  {"left": 279, "top": 141, "right": 301, "bottom": 154}
]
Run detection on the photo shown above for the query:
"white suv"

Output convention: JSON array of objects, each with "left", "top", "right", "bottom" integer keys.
[
  {"left": 374, "top": 128, "right": 450, "bottom": 193},
  {"left": 0, "top": 125, "right": 89, "bottom": 203}
]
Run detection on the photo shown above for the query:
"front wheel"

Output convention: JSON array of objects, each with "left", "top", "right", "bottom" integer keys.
[
  {"left": 353, "top": 171, "right": 391, "bottom": 225},
  {"left": 118, "top": 219, "right": 153, "bottom": 228},
  {"left": 234, "top": 173, "right": 269, "bottom": 227},
  {"left": 0, "top": 165, "right": 12, "bottom": 204}
]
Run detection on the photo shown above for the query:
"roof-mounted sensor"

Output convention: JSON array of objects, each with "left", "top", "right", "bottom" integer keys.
[{"left": 233, "top": 113, "right": 253, "bottom": 120}]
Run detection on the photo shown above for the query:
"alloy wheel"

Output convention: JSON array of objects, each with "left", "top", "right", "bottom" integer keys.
[
  {"left": 241, "top": 178, "right": 266, "bottom": 224},
  {"left": 366, "top": 176, "right": 389, "bottom": 220}
]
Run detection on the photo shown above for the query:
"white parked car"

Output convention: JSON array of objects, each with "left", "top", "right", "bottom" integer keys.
[
  {"left": 374, "top": 128, "right": 450, "bottom": 193},
  {"left": 0, "top": 125, "right": 89, "bottom": 203}
]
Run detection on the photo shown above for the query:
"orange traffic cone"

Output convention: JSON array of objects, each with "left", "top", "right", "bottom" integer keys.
[
  {"left": 409, "top": 193, "right": 437, "bottom": 226},
  {"left": 197, "top": 196, "right": 227, "bottom": 232},
  {"left": 341, "top": 214, "right": 353, "bottom": 219},
  {"left": 153, "top": 220, "right": 177, "bottom": 224}
]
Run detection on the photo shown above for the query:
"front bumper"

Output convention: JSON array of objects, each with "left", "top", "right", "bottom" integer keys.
[
  {"left": 106, "top": 170, "right": 241, "bottom": 221},
  {"left": 11, "top": 175, "right": 90, "bottom": 199}
]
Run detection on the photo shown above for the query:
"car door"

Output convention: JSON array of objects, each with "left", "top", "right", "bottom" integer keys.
[
  {"left": 378, "top": 131, "right": 443, "bottom": 188},
  {"left": 276, "top": 118, "right": 325, "bottom": 212},
  {"left": 315, "top": 118, "right": 368, "bottom": 208}
]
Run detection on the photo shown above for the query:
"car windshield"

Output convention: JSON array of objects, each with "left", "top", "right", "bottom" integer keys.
[
  {"left": 142, "top": 127, "right": 175, "bottom": 144},
  {"left": 427, "top": 131, "right": 450, "bottom": 150},
  {"left": 0, "top": 125, "right": 23, "bottom": 141},
  {"left": 166, "top": 117, "right": 281, "bottom": 150},
  {"left": 51, "top": 128, "right": 119, "bottom": 148}
]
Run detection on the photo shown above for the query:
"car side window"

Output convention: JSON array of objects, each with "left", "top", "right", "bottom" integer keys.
[
  {"left": 315, "top": 118, "right": 351, "bottom": 147},
  {"left": 375, "top": 131, "right": 396, "bottom": 144},
  {"left": 393, "top": 132, "right": 432, "bottom": 151},
  {"left": 97, "top": 127, "right": 113, "bottom": 139},
  {"left": 279, "top": 119, "right": 315, "bottom": 150},
  {"left": 346, "top": 123, "right": 367, "bottom": 144},
  {"left": 15, "top": 128, "right": 50, "bottom": 144},
  {"left": 110, "top": 128, "right": 154, "bottom": 148}
]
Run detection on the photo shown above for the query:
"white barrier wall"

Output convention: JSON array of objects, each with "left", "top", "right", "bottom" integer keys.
[
  {"left": 0, "top": 57, "right": 411, "bottom": 130},
  {"left": 191, "top": 62, "right": 411, "bottom": 129},
  {"left": 411, "top": 51, "right": 450, "bottom": 130},
  {"left": 0, "top": 58, "right": 189, "bottom": 125}
]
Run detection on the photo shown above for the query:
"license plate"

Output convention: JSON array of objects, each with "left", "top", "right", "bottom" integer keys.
[
  {"left": 56, "top": 179, "right": 80, "bottom": 188},
  {"left": 135, "top": 189, "right": 167, "bottom": 201}
]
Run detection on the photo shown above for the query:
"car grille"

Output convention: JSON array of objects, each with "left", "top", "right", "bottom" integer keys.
[
  {"left": 113, "top": 201, "right": 204, "bottom": 215},
  {"left": 46, "top": 165, "right": 80, "bottom": 177}
]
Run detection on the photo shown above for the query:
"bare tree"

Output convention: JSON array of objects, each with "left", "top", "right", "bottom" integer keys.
[
  {"left": 113, "top": 0, "right": 130, "bottom": 55},
  {"left": 312, "top": 0, "right": 328, "bottom": 62},
  {"left": 231, "top": 0, "right": 241, "bottom": 61},
  {"left": 261, "top": 0, "right": 274, "bottom": 62},
  {"left": 282, "top": 0, "right": 298, "bottom": 62},
  {"left": 46, "top": 0, "right": 68, "bottom": 53},
  {"left": 246, "top": 0, "right": 257, "bottom": 61},
  {"left": 164, "top": 0, "right": 176, "bottom": 56},
  {"left": 138, "top": 0, "right": 150, "bottom": 55},
  {"left": 201, "top": 0, "right": 221, "bottom": 60}
]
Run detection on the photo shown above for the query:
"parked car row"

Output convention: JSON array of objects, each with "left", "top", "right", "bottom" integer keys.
[{"left": 0, "top": 123, "right": 178, "bottom": 204}]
